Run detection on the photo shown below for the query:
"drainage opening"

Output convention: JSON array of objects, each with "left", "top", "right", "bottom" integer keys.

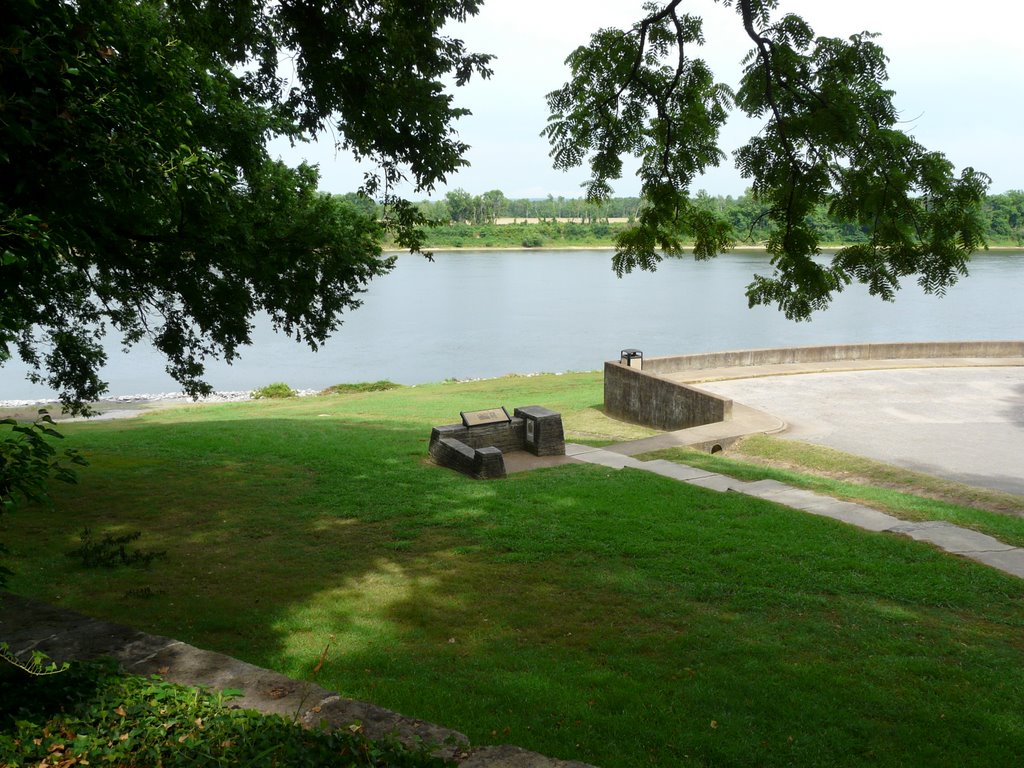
[{"left": 709, "top": 444, "right": 723, "bottom": 454}]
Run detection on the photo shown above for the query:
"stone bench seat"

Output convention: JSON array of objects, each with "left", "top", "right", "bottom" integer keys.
[{"left": 431, "top": 437, "right": 506, "bottom": 479}]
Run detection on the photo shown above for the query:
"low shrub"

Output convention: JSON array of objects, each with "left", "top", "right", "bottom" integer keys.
[
  {"left": 251, "top": 382, "right": 297, "bottom": 399},
  {"left": 320, "top": 381, "right": 402, "bottom": 395}
]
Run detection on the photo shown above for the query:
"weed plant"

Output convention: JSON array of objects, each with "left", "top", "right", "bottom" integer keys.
[{"left": 65, "top": 527, "right": 167, "bottom": 569}]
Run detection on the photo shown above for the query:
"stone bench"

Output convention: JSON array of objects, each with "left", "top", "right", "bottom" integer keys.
[{"left": 428, "top": 406, "right": 565, "bottom": 479}]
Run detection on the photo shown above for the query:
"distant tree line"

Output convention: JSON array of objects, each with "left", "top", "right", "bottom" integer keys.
[
  {"left": 344, "top": 189, "right": 1024, "bottom": 246},
  {"left": 394, "top": 188, "right": 645, "bottom": 223},
  {"left": 985, "top": 190, "right": 1024, "bottom": 244}
]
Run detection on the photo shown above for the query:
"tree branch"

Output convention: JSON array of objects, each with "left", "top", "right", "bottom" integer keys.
[
  {"left": 659, "top": 9, "right": 689, "bottom": 186},
  {"left": 608, "top": 0, "right": 686, "bottom": 106}
]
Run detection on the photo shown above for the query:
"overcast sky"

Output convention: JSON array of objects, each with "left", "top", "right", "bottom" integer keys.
[{"left": 271, "top": 0, "right": 1022, "bottom": 200}]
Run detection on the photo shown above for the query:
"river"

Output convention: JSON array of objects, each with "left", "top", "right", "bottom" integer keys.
[{"left": 2, "top": 249, "right": 1022, "bottom": 402}]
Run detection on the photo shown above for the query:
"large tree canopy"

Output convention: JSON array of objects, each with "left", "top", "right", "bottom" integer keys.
[
  {"left": 545, "top": 0, "right": 989, "bottom": 320},
  {"left": 1, "top": 0, "right": 491, "bottom": 412},
  {"left": 2, "top": 0, "right": 989, "bottom": 413}
]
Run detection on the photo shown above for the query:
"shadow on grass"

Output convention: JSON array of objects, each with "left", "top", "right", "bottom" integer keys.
[{"left": 6, "top": 414, "right": 1024, "bottom": 767}]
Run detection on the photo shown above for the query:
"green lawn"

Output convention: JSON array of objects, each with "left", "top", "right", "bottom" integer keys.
[
  {"left": 4, "top": 373, "right": 1024, "bottom": 767},
  {"left": 639, "top": 438, "right": 1024, "bottom": 548}
]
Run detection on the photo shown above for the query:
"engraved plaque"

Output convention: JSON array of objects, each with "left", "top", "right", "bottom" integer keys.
[{"left": 461, "top": 407, "right": 511, "bottom": 427}]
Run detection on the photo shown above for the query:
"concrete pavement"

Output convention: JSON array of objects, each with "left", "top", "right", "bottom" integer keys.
[{"left": 694, "top": 365, "right": 1024, "bottom": 496}]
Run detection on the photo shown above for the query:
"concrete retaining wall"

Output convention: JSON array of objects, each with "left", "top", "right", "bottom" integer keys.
[
  {"left": 604, "top": 362, "right": 731, "bottom": 431},
  {"left": 604, "top": 340, "right": 1024, "bottom": 432},
  {"left": 640, "top": 341, "right": 1024, "bottom": 375}
]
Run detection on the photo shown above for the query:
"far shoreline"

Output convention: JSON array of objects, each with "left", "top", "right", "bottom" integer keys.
[{"left": 386, "top": 244, "right": 1024, "bottom": 254}]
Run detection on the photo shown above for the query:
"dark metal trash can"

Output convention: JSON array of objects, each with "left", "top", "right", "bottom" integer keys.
[{"left": 620, "top": 348, "right": 643, "bottom": 369}]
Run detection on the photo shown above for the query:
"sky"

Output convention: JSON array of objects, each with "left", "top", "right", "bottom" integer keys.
[{"left": 283, "top": 0, "right": 1022, "bottom": 201}]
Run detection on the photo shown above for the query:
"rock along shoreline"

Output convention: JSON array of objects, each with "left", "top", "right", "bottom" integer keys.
[{"left": 0, "top": 390, "right": 321, "bottom": 422}]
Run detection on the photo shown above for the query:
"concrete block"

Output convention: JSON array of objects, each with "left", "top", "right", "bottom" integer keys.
[
  {"left": 564, "top": 443, "right": 600, "bottom": 457},
  {"left": 474, "top": 446, "right": 507, "bottom": 479},
  {"left": 515, "top": 406, "right": 566, "bottom": 456}
]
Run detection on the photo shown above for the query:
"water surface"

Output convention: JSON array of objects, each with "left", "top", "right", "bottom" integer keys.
[{"left": 2, "top": 249, "right": 1022, "bottom": 400}]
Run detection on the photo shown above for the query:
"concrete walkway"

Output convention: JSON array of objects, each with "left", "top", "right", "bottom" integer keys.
[{"left": 565, "top": 443, "right": 1024, "bottom": 580}]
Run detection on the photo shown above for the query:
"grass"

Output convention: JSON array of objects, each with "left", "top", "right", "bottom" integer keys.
[
  {"left": 733, "top": 434, "right": 1024, "bottom": 516},
  {"left": 639, "top": 435, "right": 1024, "bottom": 548},
  {"left": 4, "top": 373, "right": 1024, "bottom": 767}
]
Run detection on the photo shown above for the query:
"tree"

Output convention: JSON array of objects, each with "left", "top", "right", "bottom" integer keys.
[
  {"left": 1, "top": 0, "right": 492, "bottom": 412},
  {"left": 2, "top": 0, "right": 990, "bottom": 413},
  {"left": 444, "top": 188, "right": 476, "bottom": 224},
  {"left": 984, "top": 191, "right": 1024, "bottom": 245},
  {"left": 480, "top": 189, "right": 508, "bottom": 223},
  {"left": 545, "top": 0, "right": 989, "bottom": 320}
]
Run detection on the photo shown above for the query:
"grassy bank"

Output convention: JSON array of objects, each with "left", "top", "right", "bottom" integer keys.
[
  {"left": 4, "top": 373, "right": 1024, "bottom": 767},
  {"left": 385, "top": 220, "right": 1024, "bottom": 251},
  {"left": 388, "top": 220, "right": 627, "bottom": 250}
]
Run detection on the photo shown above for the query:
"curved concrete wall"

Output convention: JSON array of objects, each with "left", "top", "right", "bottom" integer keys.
[
  {"left": 605, "top": 341, "right": 1024, "bottom": 432},
  {"left": 603, "top": 362, "right": 732, "bottom": 431},
  {"left": 640, "top": 341, "right": 1024, "bottom": 375}
]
